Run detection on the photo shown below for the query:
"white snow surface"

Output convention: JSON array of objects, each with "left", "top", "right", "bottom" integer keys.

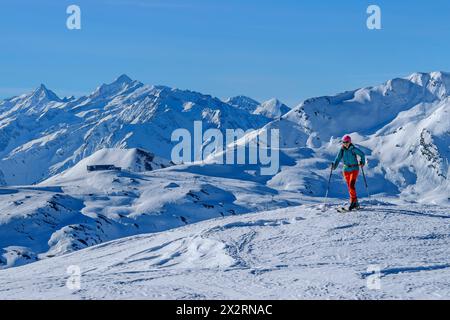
[
  {"left": 0, "top": 76, "right": 270, "bottom": 185},
  {"left": 0, "top": 200, "right": 449, "bottom": 299},
  {"left": 0, "top": 72, "right": 449, "bottom": 299}
]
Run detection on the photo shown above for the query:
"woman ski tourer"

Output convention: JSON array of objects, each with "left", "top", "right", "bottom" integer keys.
[{"left": 332, "top": 135, "right": 366, "bottom": 211}]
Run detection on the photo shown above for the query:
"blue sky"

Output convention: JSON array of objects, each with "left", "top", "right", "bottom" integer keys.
[{"left": 1, "top": 0, "right": 450, "bottom": 106}]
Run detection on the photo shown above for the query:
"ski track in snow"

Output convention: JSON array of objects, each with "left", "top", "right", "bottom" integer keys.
[{"left": 0, "top": 202, "right": 449, "bottom": 300}]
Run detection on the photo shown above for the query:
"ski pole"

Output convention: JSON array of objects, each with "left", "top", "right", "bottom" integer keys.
[
  {"left": 325, "top": 163, "right": 334, "bottom": 200},
  {"left": 360, "top": 164, "right": 370, "bottom": 198}
]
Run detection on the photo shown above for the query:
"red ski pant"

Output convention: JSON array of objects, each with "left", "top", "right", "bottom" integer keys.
[{"left": 343, "top": 170, "right": 359, "bottom": 203}]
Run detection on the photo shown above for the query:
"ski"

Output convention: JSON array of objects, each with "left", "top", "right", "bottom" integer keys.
[{"left": 336, "top": 206, "right": 363, "bottom": 213}]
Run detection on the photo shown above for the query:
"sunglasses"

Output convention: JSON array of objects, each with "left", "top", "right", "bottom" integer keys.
[{"left": 342, "top": 141, "right": 350, "bottom": 144}]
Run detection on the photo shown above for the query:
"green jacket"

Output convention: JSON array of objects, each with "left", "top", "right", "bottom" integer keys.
[{"left": 333, "top": 144, "right": 366, "bottom": 172}]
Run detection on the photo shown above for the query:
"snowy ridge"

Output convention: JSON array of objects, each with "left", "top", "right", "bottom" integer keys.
[
  {"left": 0, "top": 75, "right": 270, "bottom": 185},
  {"left": 228, "top": 72, "right": 450, "bottom": 203},
  {"left": 46, "top": 148, "right": 172, "bottom": 183},
  {"left": 225, "top": 96, "right": 260, "bottom": 113},
  {"left": 227, "top": 96, "right": 291, "bottom": 119},
  {"left": 284, "top": 71, "right": 450, "bottom": 141},
  {"left": 254, "top": 98, "right": 290, "bottom": 119}
]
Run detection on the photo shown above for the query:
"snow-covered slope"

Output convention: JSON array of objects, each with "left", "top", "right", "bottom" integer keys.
[
  {"left": 45, "top": 148, "right": 172, "bottom": 182},
  {"left": 224, "top": 72, "right": 450, "bottom": 204},
  {"left": 0, "top": 84, "right": 63, "bottom": 115},
  {"left": 285, "top": 71, "right": 450, "bottom": 141},
  {"left": 0, "top": 71, "right": 448, "bottom": 275},
  {"left": 0, "top": 76, "right": 270, "bottom": 185},
  {"left": 0, "top": 146, "right": 301, "bottom": 269},
  {"left": 1, "top": 201, "right": 449, "bottom": 299},
  {"left": 225, "top": 96, "right": 261, "bottom": 113},
  {"left": 254, "top": 98, "right": 291, "bottom": 118}
]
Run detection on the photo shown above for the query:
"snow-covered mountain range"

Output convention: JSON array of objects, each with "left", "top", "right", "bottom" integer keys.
[
  {"left": 0, "top": 75, "right": 280, "bottom": 186},
  {"left": 0, "top": 72, "right": 449, "bottom": 281},
  {"left": 256, "top": 71, "right": 450, "bottom": 203},
  {"left": 226, "top": 96, "right": 290, "bottom": 118}
]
